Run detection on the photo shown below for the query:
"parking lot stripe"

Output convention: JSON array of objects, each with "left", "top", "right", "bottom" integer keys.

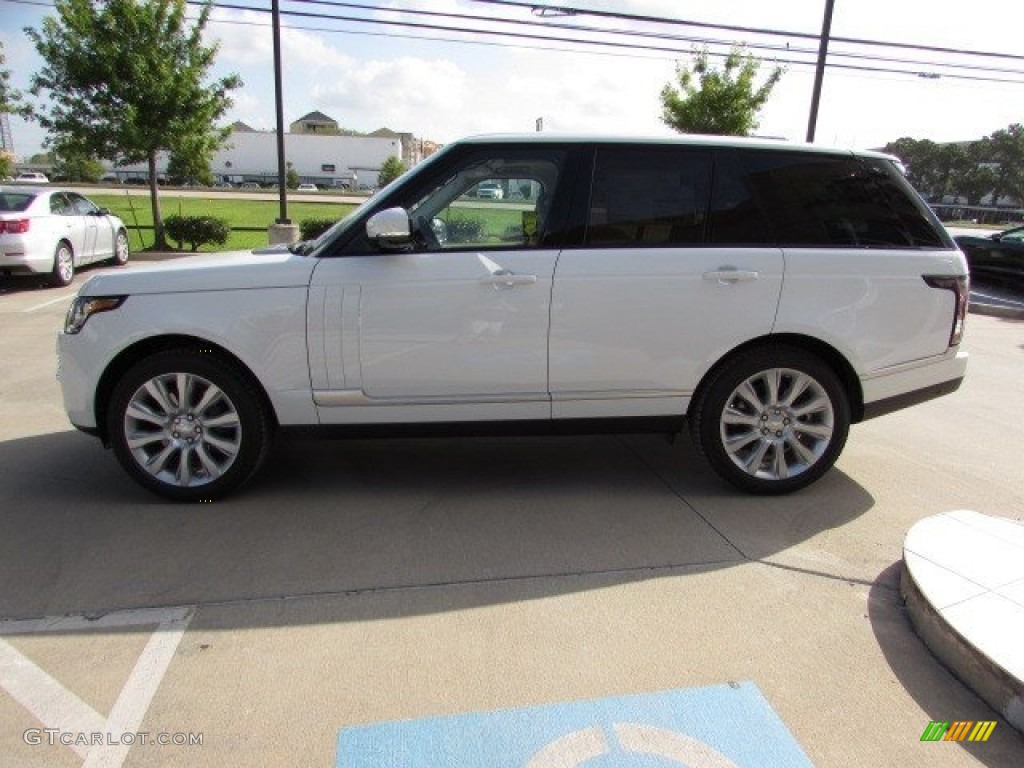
[
  {"left": 0, "top": 606, "right": 194, "bottom": 768},
  {"left": 0, "top": 638, "right": 105, "bottom": 759},
  {"left": 23, "top": 293, "right": 76, "bottom": 313}
]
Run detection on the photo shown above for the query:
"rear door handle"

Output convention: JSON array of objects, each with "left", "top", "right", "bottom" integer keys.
[
  {"left": 481, "top": 270, "right": 538, "bottom": 287},
  {"left": 703, "top": 267, "right": 759, "bottom": 284}
]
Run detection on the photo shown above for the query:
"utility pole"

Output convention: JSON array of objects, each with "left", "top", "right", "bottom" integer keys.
[
  {"left": 806, "top": 0, "right": 835, "bottom": 143},
  {"left": 268, "top": 0, "right": 298, "bottom": 243}
]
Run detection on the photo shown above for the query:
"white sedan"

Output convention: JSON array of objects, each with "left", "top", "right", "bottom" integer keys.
[{"left": 0, "top": 186, "right": 130, "bottom": 287}]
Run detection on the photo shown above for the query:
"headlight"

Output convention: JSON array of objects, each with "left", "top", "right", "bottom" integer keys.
[{"left": 64, "top": 296, "right": 126, "bottom": 334}]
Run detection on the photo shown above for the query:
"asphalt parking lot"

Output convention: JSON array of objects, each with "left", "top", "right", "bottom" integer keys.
[{"left": 1, "top": 263, "right": 1023, "bottom": 767}]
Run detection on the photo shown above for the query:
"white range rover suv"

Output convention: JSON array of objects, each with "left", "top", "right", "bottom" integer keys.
[{"left": 58, "top": 135, "right": 968, "bottom": 502}]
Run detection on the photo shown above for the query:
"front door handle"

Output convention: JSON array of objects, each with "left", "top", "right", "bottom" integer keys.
[
  {"left": 481, "top": 269, "right": 538, "bottom": 287},
  {"left": 703, "top": 267, "right": 759, "bottom": 284}
]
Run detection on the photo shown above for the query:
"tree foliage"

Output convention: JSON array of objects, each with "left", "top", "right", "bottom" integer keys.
[
  {"left": 377, "top": 155, "right": 407, "bottom": 187},
  {"left": 0, "top": 41, "right": 30, "bottom": 117},
  {"left": 52, "top": 140, "right": 105, "bottom": 182},
  {"left": 25, "top": 0, "right": 240, "bottom": 248},
  {"left": 883, "top": 124, "right": 1024, "bottom": 207},
  {"left": 167, "top": 134, "right": 217, "bottom": 185},
  {"left": 660, "top": 46, "right": 783, "bottom": 137}
]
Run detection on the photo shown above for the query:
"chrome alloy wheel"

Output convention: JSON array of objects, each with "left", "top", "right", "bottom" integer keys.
[
  {"left": 123, "top": 372, "right": 243, "bottom": 488},
  {"left": 719, "top": 367, "right": 835, "bottom": 481}
]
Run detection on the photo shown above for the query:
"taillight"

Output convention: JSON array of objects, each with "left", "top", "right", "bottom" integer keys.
[
  {"left": 923, "top": 274, "right": 968, "bottom": 347},
  {"left": 0, "top": 219, "right": 31, "bottom": 234}
]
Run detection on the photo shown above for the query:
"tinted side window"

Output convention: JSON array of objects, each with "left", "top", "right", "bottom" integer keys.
[
  {"left": 585, "top": 147, "right": 711, "bottom": 247},
  {"left": 739, "top": 150, "right": 945, "bottom": 248},
  {"left": 50, "top": 193, "right": 72, "bottom": 216},
  {"left": 67, "top": 193, "right": 98, "bottom": 215},
  {"left": 707, "top": 151, "right": 773, "bottom": 245}
]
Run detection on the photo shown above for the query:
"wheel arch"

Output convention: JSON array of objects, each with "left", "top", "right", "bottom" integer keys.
[
  {"left": 689, "top": 333, "right": 865, "bottom": 424},
  {"left": 93, "top": 334, "right": 279, "bottom": 444}
]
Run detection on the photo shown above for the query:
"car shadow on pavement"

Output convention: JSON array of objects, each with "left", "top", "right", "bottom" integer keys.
[
  {"left": 867, "top": 562, "right": 1024, "bottom": 764},
  {"left": 0, "top": 429, "right": 875, "bottom": 629}
]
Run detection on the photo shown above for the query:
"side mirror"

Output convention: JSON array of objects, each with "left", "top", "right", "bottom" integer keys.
[
  {"left": 366, "top": 207, "right": 412, "bottom": 249},
  {"left": 96, "top": 208, "right": 111, "bottom": 215}
]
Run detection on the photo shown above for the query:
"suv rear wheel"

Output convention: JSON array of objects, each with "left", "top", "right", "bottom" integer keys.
[
  {"left": 107, "top": 349, "right": 272, "bottom": 501},
  {"left": 691, "top": 345, "right": 850, "bottom": 494}
]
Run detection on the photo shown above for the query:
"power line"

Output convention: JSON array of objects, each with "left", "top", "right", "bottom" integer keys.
[
  {"left": 184, "top": 1, "right": 1024, "bottom": 85},
  {"left": 285, "top": 0, "right": 1024, "bottom": 79},
  {"left": 8, "top": 0, "right": 1024, "bottom": 85},
  {"left": 470, "top": 0, "right": 1024, "bottom": 63}
]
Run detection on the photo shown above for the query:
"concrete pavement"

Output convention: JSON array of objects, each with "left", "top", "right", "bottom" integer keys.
[{"left": 0, "top": 267, "right": 1022, "bottom": 767}]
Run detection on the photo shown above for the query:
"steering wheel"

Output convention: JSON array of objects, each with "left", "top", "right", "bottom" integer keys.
[{"left": 415, "top": 215, "right": 441, "bottom": 251}]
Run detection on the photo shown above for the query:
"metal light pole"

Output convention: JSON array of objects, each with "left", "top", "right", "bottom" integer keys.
[
  {"left": 806, "top": 0, "right": 835, "bottom": 143},
  {"left": 271, "top": 0, "right": 288, "bottom": 223}
]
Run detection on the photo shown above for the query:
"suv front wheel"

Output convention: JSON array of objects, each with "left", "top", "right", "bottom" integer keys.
[
  {"left": 107, "top": 349, "right": 272, "bottom": 501},
  {"left": 691, "top": 346, "right": 850, "bottom": 494}
]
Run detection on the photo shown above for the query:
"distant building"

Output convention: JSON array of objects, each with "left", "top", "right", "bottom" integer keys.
[
  {"left": 289, "top": 111, "right": 339, "bottom": 135},
  {"left": 105, "top": 112, "right": 438, "bottom": 187}
]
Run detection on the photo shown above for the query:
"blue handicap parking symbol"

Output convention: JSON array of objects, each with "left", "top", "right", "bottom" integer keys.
[{"left": 337, "top": 681, "right": 813, "bottom": 767}]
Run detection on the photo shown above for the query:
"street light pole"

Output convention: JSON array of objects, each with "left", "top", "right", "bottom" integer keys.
[
  {"left": 271, "top": 0, "right": 288, "bottom": 223},
  {"left": 806, "top": 0, "right": 835, "bottom": 143}
]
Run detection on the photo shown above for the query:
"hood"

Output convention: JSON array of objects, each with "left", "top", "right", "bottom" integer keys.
[{"left": 79, "top": 249, "right": 318, "bottom": 296}]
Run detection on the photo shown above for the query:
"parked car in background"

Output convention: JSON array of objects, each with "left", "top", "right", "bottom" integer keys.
[
  {"left": 16, "top": 172, "right": 50, "bottom": 184},
  {"left": 475, "top": 181, "right": 504, "bottom": 199},
  {"left": 0, "top": 186, "right": 129, "bottom": 286},
  {"left": 950, "top": 224, "right": 1024, "bottom": 289},
  {"left": 296, "top": 183, "right": 319, "bottom": 192},
  {"left": 57, "top": 135, "right": 969, "bottom": 502},
  {"left": 239, "top": 181, "right": 260, "bottom": 189}
]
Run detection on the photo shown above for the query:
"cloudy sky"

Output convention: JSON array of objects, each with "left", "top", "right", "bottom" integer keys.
[{"left": 2, "top": 0, "right": 1022, "bottom": 160}]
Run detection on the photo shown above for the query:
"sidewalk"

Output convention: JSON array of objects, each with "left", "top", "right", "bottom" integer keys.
[{"left": 902, "top": 510, "right": 1024, "bottom": 732}]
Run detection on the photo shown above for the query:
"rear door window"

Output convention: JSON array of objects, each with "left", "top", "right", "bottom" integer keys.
[{"left": 584, "top": 146, "right": 712, "bottom": 247}]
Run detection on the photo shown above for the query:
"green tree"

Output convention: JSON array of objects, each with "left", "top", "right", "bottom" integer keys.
[
  {"left": 660, "top": 46, "right": 783, "bottom": 136},
  {"left": 988, "top": 123, "right": 1024, "bottom": 205},
  {"left": 167, "top": 134, "right": 217, "bottom": 185},
  {"left": 0, "top": 151, "right": 14, "bottom": 179},
  {"left": 26, "top": 0, "right": 240, "bottom": 249},
  {"left": 377, "top": 155, "right": 406, "bottom": 187},
  {"left": 28, "top": 151, "right": 55, "bottom": 165},
  {"left": 286, "top": 165, "right": 299, "bottom": 189},
  {"left": 0, "top": 41, "right": 30, "bottom": 117},
  {"left": 52, "top": 140, "right": 104, "bottom": 182}
]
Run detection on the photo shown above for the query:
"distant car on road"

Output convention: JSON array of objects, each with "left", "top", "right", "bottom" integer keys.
[
  {"left": 475, "top": 181, "right": 504, "bottom": 199},
  {"left": 16, "top": 172, "right": 50, "bottom": 184},
  {"left": 951, "top": 224, "right": 1024, "bottom": 289},
  {"left": 0, "top": 186, "right": 129, "bottom": 286},
  {"left": 239, "top": 181, "right": 261, "bottom": 189},
  {"left": 296, "top": 183, "right": 318, "bottom": 192}
]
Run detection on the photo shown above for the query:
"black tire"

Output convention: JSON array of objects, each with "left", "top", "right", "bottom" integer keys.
[
  {"left": 690, "top": 345, "right": 850, "bottom": 494},
  {"left": 111, "top": 229, "right": 130, "bottom": 266},
  {"left": 52, "top": 241, "right": 74, "bottom": 287},
  {"left": 107, "top": 349, "right": 272, "bottom": 502}
]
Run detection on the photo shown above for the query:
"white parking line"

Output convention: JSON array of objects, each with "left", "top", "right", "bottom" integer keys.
[
  {"left": 23, "top": 293, "right": 76, "bottom": 313},
  {"left": 0, "top": 606, "right": 194, "bottom": 768}
]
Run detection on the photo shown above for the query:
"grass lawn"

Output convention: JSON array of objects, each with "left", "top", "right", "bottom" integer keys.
[{"left": 90, "top": 193, "right": 359, "bottom": 252}]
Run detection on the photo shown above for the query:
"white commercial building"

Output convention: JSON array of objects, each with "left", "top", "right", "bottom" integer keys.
[{"left": 109, "top": 124, "right": 408, "bottom": 188}]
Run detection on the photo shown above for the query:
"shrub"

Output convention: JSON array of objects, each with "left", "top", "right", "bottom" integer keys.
[
  {"left": 300, "top": 217, "right": 335, "bottom": 240},
  {"left": 445, "top": 213, "right": 485, "bottom": 243},
  {"left": 164, "top": 214, "right": 231, "bottom": 252}
]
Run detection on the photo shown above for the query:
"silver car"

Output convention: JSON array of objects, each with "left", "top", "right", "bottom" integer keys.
[{"left": 0, "top": 187, "right": 129, "bottom": 287}]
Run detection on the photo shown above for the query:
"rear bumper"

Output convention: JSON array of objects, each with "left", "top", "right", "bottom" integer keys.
[{"left": 859, "top": 348, "right": 968, "bottom": 421}]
